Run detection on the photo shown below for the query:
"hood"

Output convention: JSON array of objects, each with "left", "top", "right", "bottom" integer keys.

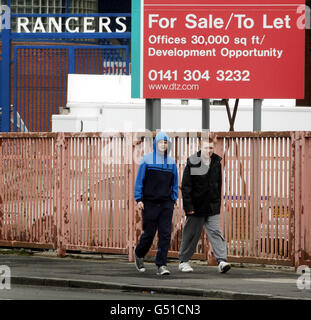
[{"left": 153, "top": 132, "right": 172, "bottom": 156}]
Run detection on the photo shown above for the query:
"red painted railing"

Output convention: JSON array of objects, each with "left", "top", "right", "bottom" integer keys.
[{"left": 0, "top": 132, "right": 310, "bottom": 267}]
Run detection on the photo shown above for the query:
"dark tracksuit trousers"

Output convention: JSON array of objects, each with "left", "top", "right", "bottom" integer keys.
[{"left": 135, "top": 200, "right": 174, "bottom": 267}]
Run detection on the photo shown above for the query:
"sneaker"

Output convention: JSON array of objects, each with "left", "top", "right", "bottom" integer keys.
[
  {"left": 179, "top": 262, "right": 194, "bottom": 273},
  {"left": 157, "top": 265, "right": 171, "bottom": 276},
  {"left": 134, "top": 254, "right": 146, "bottom": 273},
  {"left": 218, "top": 261, "right": 231, "bottom": 274}
]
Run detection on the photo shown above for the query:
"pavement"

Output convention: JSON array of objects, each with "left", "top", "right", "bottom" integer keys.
[{"left": 0, "top": 249, "right": 311, "bottom": 300}]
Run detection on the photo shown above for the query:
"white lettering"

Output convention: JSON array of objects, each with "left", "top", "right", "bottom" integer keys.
[
  {"left": 48, "top": 17, "right": 62, "bottom": 33},
  {"left": 185, "top": 14, "right": 197, "bottom": 29},
  {"left": 110, "top": 304, "right": 144, "bottom": 318},
  {"left": 83, "top": 17, "right": 95, "bottom": 32},
  {"left": 17, "top": 17, "right": 30, "bottom": 33},
  {"left": 185, "top": 14, "right": 224, "bottom": 29},
  {"left": 116, "top": 17, "right": 127, "bottom": 32},
  {"left": 263, "top": 14, "right": 291, "bottom": 29},
  {"left": 33, "top": 17, "right": 45, "bottom": 33},
  {"left": 149, "top": 47, "right": 156, "bottom": 56},
  {"left": 15, "top": 16, "right": 128, "bottom": 33},
  {"left": 65, "top": 17, "right": 79, "bottom": 33},
  {"left": 99, "top": 17, "right": 112, "bottom": 32},
  {"left": 149, "top": 14, "right": 159, "bottom": 28},
  {"left": 148, "top": 14, "right": 177, "bottom": 29}
]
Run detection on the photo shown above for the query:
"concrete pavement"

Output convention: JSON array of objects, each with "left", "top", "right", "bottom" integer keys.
[{"left": 0, "top": 250, "right": 310, "bottom": 300}]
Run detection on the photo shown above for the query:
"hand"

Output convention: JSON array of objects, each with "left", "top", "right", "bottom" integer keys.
[
  {"left": 187, "top": 210, "right": 195, "bottom": 215},
  {"left": 137, "top": 201, "right": 144, "bottom": 211}
]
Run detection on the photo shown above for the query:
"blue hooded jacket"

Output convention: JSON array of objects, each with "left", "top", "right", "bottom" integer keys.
[{"left": 134, "top": 132, "right": 179, "bottom": 203}]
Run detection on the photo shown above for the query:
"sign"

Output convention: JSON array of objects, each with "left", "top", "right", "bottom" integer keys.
[
  {"left": 132, "top": 0, "right": 305, "bottom": 99},
  {"left": 16, "top": 16, "right": 129, "bottom": 33}
]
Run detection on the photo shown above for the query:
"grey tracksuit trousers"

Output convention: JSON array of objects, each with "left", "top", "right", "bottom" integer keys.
[{"left": 179, "top": 214, "right": 227, "bottom": 264}]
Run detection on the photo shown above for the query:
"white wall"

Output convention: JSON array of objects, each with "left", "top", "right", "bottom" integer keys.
[
  {"left": 52, "top": 74, "right": 311, "bottom": 132},
  {"left": 96, "top": 103, "right": 311, "bottom": 132}
]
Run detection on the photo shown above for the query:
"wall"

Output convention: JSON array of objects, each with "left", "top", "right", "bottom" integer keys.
[{"left": 52, "top": 74, "right": 311, "bottom": 132}]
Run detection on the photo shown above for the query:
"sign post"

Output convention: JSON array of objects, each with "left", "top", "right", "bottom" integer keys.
[
  {"left": 253, "top": 99, "right": 263, "bottom": 131},
  {"left": 146, "top": 98, "right": 161, "bottom": 131},
  {"left": 202, "top": 99, "right": 210, "bottom": 130}
]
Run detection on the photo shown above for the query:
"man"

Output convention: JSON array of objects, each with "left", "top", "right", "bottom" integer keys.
[
  {"left": 179, "top": 136, "right": 231, "bottom": 273},
  {"left": 134, "top": 132, "right": 179, "bottom": 276}
]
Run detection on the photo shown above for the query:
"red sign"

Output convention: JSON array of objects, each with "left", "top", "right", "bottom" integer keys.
[{"left": 141, "top": 0, "right": 305, "bottom": 99}]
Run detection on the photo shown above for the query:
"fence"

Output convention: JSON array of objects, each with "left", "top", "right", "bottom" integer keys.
[
  {"left": 0, "top": 11, "right": 131, "bottom": 132},
  {"left": 0, "top": 131, "right": 310, "bottom": 267},
  {"left": 292, "top": 132, "right": 311, "bottom": 266},
  {"left": 12, "top": 45, "right": 130, "bottom": 132},
  {"left": 219, "top": 132, "right": 292, "bottom": 265}
]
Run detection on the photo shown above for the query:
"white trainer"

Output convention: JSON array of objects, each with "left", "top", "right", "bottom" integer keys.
[
  {"left": 179, "top": 262, "right": 194, "bottom": 273},
  {"left": 218, "top": 261, "right": 231, "bottom": 273}
]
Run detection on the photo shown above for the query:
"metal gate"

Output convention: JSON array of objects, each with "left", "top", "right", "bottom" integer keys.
[
  {"left": 0, "top": 9, "right": 131, "bottom": 132},
  {"left": 13, "top": 45, "right": 130, "bottom": 132}
]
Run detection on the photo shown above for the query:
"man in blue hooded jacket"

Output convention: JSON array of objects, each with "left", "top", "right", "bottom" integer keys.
[{"left": 134, "top": 132, "right": 179, "bottom": 276}]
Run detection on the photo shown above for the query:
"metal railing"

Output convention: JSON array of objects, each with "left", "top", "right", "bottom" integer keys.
[
  {"left": 0, "top": 132, "right": 310, "bottom": 267},
  {"left": 0, "top": 11, "right": 131, "bottom": 132},
  {"left": 12, "top": 45, "right": 129, "bottom": 132}
]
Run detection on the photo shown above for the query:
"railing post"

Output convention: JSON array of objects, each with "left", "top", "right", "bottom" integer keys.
[
  {"left": 291, "top": 132, "right": 302, "bottom": 268},
  {"left": 68, "top": 47, "right": 75, "bottom": 74},
  {"left": 55, "top": 132, "right": 67, "bottom": 257},
  {"left": 127, "top": 132, "right": 135, "bottom": 262},
  {"left": 63, "top": 134, "right": 70, "bottom": 251},
  {"left": 125, "top": 45, "right": 130, "bottom": 75},
  {"left": 252, "top": 136, "right": 260, "bottom": 257}
]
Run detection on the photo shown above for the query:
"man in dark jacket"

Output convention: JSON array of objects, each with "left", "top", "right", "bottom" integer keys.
[
  {"left": 134, "top": 132, "right": 179, "bottom": 276},
  {"left": 178, "top": 136, "right": 231, "bottom": 273}
]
